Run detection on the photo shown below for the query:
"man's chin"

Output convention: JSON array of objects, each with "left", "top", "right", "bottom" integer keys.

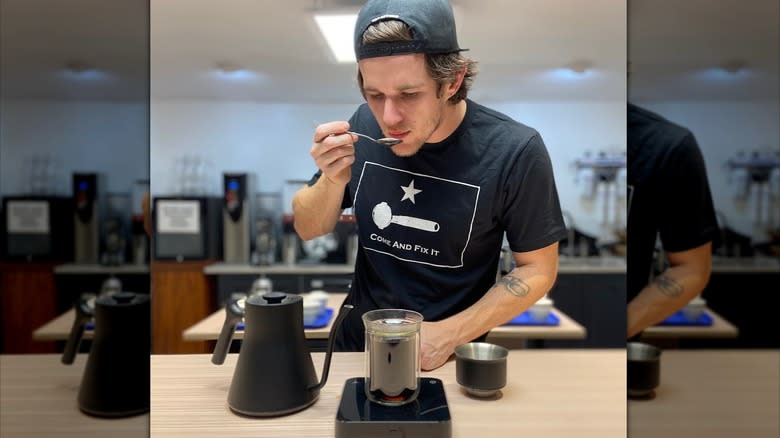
[{"left": 390, "top": 142, "right": 423, "bottom": 157}]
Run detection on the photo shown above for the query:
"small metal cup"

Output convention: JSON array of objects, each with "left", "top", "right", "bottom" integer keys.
[
  {"left": 627, "top": 341, "right": 661, "bottom": 398},
  {"left": 455, "top": 342, "right": 508, "bottom": 397}
]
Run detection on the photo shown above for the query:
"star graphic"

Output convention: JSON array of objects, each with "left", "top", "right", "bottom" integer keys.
[{"left": 400, "top": 180, "right": 422, "bottom": 204}]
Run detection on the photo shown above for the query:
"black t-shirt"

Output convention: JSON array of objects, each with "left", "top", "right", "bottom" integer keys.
[
  {"left": 627, "top": 103, "right": 718, "bottom": 302},
  {"left": 309, "top": 100, "right": 566, "bottom": 351}
]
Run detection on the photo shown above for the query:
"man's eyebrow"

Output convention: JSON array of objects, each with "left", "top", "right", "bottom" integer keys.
[{"left": 362, "top": 83, "right": 426, "bottom": 93}]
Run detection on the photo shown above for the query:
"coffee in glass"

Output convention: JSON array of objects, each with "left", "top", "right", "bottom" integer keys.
[{"left": 362, "top": 309, "right": 423, "bottom": 406}]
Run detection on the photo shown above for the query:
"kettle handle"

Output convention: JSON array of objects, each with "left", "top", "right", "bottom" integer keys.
[
  {"left": 308, "top": 304, "right": 353, "bottom": 391},
  {"left": 61, "top": 294, "right": 95, "bottom": 365},
  {"left": 211, "top": 298, "right": 245, "bottom": 365}
]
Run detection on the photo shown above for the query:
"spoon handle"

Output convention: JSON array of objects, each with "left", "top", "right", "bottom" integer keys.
[{"left": 347, "top": 131, "right": 377, "bottom": 143}]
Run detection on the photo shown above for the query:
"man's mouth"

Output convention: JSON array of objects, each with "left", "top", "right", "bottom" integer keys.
[{"left": 388, "top": 130, "right": 410, "bottom": 140}]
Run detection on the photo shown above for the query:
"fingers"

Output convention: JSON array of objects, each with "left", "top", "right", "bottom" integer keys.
[
  {"left": 314, "top": 138, "right": 355, "bottom": 168},
  {"left": 313, "top": 121, "right": 350, "bottom": 143},
  {"left": 312, "top": 122, "right": 356, "bottom": 159},
  {"left": 311, "top": 121, "right": 357, "bottom": 184},
  {"left": 421, "top": 350, "right": 446, "bottom": 371}
]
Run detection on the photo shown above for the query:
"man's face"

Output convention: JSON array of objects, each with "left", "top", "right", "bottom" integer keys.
[{"left": 358, "top": 53, "right": 452, "bottom": 157}]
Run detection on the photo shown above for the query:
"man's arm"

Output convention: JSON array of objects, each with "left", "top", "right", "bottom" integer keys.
[
  {"left": 292, "top": 121, "right": 357, "bottom": 241},
  {"left": 419, "top": 241, "right": 560, "bottom": 370},
  {"left": 627, "top": 241, "right": 712, "bottom": 338},
  {"left": 292, "top": 177, "right": 346, "bottom": 241}
]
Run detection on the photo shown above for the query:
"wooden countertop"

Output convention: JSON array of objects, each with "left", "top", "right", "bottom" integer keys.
[
  {"left": 182, "top": 293, "right": 586, "bottom": 342},
  {"left": 641, "top": 308, "right": 739, "bottom": 339},
  {"left": 0, "top": 354, "right": 148, "bottom": 437},
  {"left": 183, "top": 293, "right": 349, "bottom": 341},
  {"left": 33, "top": 309, "right": 92, "bottom": 341},
  {"left": 151, "top": 350, "right": 626, "bottom": 437},
  {"left": 33, "top": 293, "right": 586, "bottom": 345},
  {"left": 628, "top": 350, "right": 779, "bottom": 438}
]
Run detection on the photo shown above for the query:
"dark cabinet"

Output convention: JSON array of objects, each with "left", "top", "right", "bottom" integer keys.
[
  {"left": 542, "top": 273, "right": 627, "bottom": 349},
  {"left": 677, "top": 271, "right": 779, "bottom": 349}
]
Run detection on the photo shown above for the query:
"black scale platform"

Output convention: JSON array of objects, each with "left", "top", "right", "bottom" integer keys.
[{"left": 335, "top": 377, "right": 452, "bottom": 438}]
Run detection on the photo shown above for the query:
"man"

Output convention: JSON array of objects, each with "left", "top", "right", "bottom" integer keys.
[
  {"left": 626, "top": 102, "right": 718, "bottom": 339},
  {"left": 293, "top": 0, "right": 566, "bottom": 370}
]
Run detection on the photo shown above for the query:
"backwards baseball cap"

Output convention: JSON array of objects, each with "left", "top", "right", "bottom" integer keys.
[{"left": 354, "top": 0, "right": 467, "bottom": 61}]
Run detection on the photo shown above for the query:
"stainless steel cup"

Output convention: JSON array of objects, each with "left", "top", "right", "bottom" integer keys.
[
  {"left": 455, "top": 342, "right": 508, "bottom": 397},
  {"left": 627, "top": 341, "right": 661, "bottom": 398}
]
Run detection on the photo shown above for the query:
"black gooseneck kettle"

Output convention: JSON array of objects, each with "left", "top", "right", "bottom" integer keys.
[
  {"left": 62, "top": 291, "right": 150, "bottom": 417},
  {"left": 212, "top": 291, "right": 352, "bottom": 416}
]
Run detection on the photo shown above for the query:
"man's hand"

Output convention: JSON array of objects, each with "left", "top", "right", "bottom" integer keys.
[
  {"left": 420, "top": 320, "right": 459, "bottom": 371},
  {"left": 311, "top": 121, "right": 357, "bottom": 186}
]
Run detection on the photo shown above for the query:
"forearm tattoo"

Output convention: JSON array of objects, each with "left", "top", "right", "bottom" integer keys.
[
  {"left": 500, "top": 274, "right": 530, "bottom": 298},
  {"left": 653, "top": 274, "right": 683, "bottom": 298}
]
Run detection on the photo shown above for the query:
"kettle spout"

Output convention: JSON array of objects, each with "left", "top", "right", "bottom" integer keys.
[{"left": 308, "top": 304, "right": 353, "bottom": 392}]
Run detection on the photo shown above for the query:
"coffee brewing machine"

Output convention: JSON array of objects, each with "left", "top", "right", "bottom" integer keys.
[
  {"left": 573, "top": 150, "right": 627, "bottom": 250},
  {"left": 130, "top": 180, "right": 149, "bottom": 265},
  {"left": 73, "top": 173, "right": 101, "bottom": 263},
  {"left": 251, "top": 192, "right": 281, "bottom": 266},
  {"left": 100, "top": 193, "right": 130, "bottom": 266},
  {"left": 222, "top": 173, "right": 251, "bottom": 263},
  {"left": 726, "top": 149, "right": 780, "bottom": 247},
  {"left": 2, "top": 195, "right": 72, "bottom": 261},
  {"left": 153, "top": 196, "right": 222, "bottom": 262}
]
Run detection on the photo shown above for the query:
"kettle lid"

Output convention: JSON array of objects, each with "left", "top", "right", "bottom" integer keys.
[
  {"left": 96, "top": 291, "right": 149, "bottom": 307},
  {"left": 245, "top": 291, "right": 300, "bottom": 306}
]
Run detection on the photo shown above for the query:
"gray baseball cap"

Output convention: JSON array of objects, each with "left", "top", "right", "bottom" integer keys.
[{"left": 354, "top": 0, "right": 467, "bottom": 60}]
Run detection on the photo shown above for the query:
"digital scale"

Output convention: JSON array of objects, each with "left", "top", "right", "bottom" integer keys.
[{"left": 335, "top": 377, "right": 452, "bottom": 438}]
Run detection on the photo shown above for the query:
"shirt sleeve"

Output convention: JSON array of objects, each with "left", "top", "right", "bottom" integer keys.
[
  {"left": 502, "top": 133, "right": 567, "bottom": 253},
  {"left": 657, "top": 132, "right": 718, "bottom": 252}
]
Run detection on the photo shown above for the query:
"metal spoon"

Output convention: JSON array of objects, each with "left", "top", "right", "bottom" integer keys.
[{"left": 348, "top": 131, "right": 402, "bottom": 147}]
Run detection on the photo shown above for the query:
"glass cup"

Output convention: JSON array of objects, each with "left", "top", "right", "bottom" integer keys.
[{"left": 362, "top": 309, "right": 423, "bottom": 406}]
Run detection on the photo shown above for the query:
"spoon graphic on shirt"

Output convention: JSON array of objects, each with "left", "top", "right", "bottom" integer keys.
[
  {"left": 348, "top": 131, "right": 402, "bottom": 147},
  {"left": 372, "top": 202, "right": 440, "bottom": 232}
]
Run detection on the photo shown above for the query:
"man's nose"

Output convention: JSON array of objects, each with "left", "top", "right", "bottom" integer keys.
[{"left": 382, "top": 98, "right": 403, "bottom": 127}]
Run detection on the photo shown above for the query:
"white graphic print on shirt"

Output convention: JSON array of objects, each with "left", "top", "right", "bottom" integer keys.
[{"left": 354, "top": 162, "right": 480, "bottom": 268}]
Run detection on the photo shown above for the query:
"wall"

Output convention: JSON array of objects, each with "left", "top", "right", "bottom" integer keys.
[
  {"left": 149, "top": 100, "right": 359, "bottom": 214},
  {"left": 0, "top": 100, "right": 149, "bottom": 202}
]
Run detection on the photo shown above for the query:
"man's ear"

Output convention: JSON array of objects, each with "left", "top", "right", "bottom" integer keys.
[{"left": 445, "top": 67, "right": 467, "bottom": 99}]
